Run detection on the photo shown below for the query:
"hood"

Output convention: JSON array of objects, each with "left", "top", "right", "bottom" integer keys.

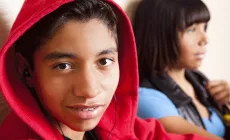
[{"left": 0, "top": 0, "right": 138, "bottom": 139}]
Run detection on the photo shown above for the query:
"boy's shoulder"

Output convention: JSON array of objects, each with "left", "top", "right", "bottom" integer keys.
[
  {"left": 0, "top": 112, "right": 40, "bottom": 139},
  {"left": 133, "top": 117, "right": 209, "bottom": 140}
]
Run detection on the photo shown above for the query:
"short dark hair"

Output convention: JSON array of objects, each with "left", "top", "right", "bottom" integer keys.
[
  {"left": 15, "top": 0, "right": 118, "bottom": 68},
  {"left": 134, "top": 0, "right": 210, "bottom": 80}
]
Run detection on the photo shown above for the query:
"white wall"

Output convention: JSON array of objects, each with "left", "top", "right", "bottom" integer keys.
[
  {"left": 0, "top": 0, "right": 24, "bottom": 26},
  {"left": 0, "top": 0, "right": 24, "bottom": 48},
  {"left": 115, "top": 0, "right": 230, "bottom": 82},
  {"left": 200, "top": 0, "right": 230, "bottom": 81}
]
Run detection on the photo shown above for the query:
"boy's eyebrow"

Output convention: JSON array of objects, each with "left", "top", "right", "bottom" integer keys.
[
  {"left": 44, "top": 48, "right": 118, "bottom": 61},
  {"left": 96, "top": 48, "right": 118, "bottom": 56},
  {"left": 44, "top": 52, "right": 77, "bottom": 61}
]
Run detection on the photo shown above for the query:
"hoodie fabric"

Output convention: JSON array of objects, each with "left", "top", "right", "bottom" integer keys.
[{"left": 0, "top": 0, "right": 209, "bottom": 139}]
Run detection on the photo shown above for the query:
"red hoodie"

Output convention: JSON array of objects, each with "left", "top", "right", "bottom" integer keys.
[{"left": 0, "top": 0, "right": 209, "bottom": 139}]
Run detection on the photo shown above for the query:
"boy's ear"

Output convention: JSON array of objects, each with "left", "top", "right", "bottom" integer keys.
[{"left": 15, "top": 53, "right": 34, "bottom": 88}]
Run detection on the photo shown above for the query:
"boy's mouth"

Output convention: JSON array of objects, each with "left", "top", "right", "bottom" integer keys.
[
  {"left": 66, "top": 105, "right": 104, "bottom": 119},
  {"left": 68, "top": 106, "right": 98, "bottom": 111}
]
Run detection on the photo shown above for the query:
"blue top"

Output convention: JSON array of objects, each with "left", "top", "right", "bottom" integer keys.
[{"left": 138, "top": 87, "right": 225, "bottom": 137}]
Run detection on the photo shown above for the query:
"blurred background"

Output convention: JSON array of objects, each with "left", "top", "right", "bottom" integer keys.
[{"left": 0, "top": 0, "right": 230, "bottom": 81}]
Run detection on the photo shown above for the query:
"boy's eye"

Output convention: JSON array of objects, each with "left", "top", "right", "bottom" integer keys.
[
  {"left": 53, "top": 63, "right": 72, "bottom": 70},
  {"left": 98, "top": 58, "right": 113, "bottom": 67}
]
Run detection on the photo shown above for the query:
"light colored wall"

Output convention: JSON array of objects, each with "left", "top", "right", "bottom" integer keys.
[
  {"left": 115, "top": 0, "right": 230, "bottom": 82},
  {"left": 0, "top": 0, "right": 24, "bottom": 26},
  {"left": 0, "top": 0, "right": 24, "bottom": 48},
  {"left": 200, "top": 0, "right": 230, "bottom": 81}
]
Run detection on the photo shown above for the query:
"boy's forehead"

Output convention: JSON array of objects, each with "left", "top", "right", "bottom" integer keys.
[{"left": 32, "top": 20, "right": 118, "bottom": 60}]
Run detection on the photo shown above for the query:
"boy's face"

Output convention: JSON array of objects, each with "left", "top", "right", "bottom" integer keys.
[{"left": 32, "top": 19, "right": 119, "bottom": 131}]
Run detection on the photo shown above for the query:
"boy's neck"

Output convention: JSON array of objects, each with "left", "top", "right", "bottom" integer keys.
[
  {"left": 47, "top": 114, "right": 85, "bottom": 140},
  {"left": 55, "top": 121, "right": 85, "bottom": 140}
]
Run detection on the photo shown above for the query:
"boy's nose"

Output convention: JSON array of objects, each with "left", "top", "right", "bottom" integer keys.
[{"left": 73, "top": 66, "right": 100, "bottom": 98}]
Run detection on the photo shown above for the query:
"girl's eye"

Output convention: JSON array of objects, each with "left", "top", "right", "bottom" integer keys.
[
  {"left": 187, "top": 26, "right": 196, "bottom": 33},
  {"left": 204, "top": 24, "right": 208, "bottom": 32},
  {"left": 98, "top": 58, "right": 113, "bottom": 67},
  {"left": 53, "top": 63, "right": 72, "bottom": 70}
]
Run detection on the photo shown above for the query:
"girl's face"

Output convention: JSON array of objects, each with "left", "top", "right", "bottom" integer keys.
[
  {"left": 177, "top": 22, "right": 208, "bottom": 70},
  {"left": 32, "top": 19, "right": 119, "bottom": 131}
]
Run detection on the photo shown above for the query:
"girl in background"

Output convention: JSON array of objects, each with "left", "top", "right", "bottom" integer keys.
[{"left": 134, "top": 0, "right": 229, "bottom": 139}]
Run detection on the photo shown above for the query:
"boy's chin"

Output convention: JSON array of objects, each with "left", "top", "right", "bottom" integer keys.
[{"left": 67, "top": 119, "right": 100, "bottom": 132}]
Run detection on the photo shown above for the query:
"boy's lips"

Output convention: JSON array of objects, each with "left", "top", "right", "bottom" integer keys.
[{"left": 66, "top": 104, "right": 104, "bottom": 119}]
